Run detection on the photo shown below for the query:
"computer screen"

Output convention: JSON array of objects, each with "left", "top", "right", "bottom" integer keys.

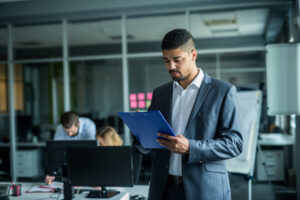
[
  {"left": 66, "top": 146, "right": 134, "bottom": 187},
  {"left": 46, "top": 140, "right": 98, "bottom": 177}
]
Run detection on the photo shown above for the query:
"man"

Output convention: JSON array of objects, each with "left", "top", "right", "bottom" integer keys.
[
  {"left": 45, "top": 111, "right": 96, "bottom": 184},
  {"left": 54, "top": 111, "right": 96, "bottom": 140},
  {"left": 147, "top": 29, "right": 243, "bottom": 200}
]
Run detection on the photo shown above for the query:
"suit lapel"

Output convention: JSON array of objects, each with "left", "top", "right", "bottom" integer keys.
[
  {"left": 185, "top": 73, "right": 212, "bottom": 134},
  {"left": 159, "top": 82, "right": 173, "bottom": 126}
]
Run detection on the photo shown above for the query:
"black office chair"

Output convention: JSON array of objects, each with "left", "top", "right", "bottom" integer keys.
[{"left": 132, "top": 146, "right": 142, "bottom": 184}]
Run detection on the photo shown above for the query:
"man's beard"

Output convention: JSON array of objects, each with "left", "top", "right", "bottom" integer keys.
[
  {"left": 70, "top": 132, "right": 79, "bottom": 137},
  {"left": 169, "top": 70, "right": 186, "bottom": 81}
]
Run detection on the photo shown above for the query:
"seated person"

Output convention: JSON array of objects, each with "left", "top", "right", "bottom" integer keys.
[
  {"left": 96, "top": 126, "right": 123, "bottom": 146},
  {"left": 45, "top": 125, "right": 122, "bottom": 184},
  {"left": 54, "top": 111, "right": 96, "bottom": 140},
  {"left": 45, "top": 111, "right": 96, "bottom": 184}
]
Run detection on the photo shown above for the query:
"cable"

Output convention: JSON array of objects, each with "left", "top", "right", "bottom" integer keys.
[{"left": 56, "top": 189, "right": 62, "bottom": 200}]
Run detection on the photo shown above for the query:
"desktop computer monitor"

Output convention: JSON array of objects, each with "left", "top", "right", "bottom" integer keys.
[
  {"left": 46, "top": 140, "right": 98, "bottom": 177},
  {"left": 66, "top": 146, "right": 134, "bottom": 187}
]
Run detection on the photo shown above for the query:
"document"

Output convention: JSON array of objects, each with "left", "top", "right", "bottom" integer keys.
[
  {"left": 26, "top": 185, "right": 54, "bottom": 193},
  {"left": 118, "top": 111, "right": 175, "bottom": 148},
  {"left": 26, "top": 182, "right": 63, "bottom": 193}
]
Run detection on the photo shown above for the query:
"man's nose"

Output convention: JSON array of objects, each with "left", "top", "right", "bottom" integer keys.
[{"left": 169, "top": 61, "right": 176, "bottom": 70}]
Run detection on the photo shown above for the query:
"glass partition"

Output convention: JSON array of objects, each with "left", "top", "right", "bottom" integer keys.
[
  {"left": 129, "top": 57, "right": 170, "bottom": 111},
  {"left": 220, "top": 52, "right": 265, "bottom": 69},
  {"left": 12, "top": 62, "right": 63, "bottom": 142},
  {"left": 0, "top": 64, "right": 8, "bottom": 140},
  {"left": 13, "top": 23, "right": 62, "bottom": 60},
  {"left": 69, "top": 59, "right": 123, "bottom": 133},
  {"left": 0, "top": 64, "right": 26, "bottom": 140},
  {"left": 0, "top": 25, "right": 7, "bottom": 61},
  {"left": 220, "top": 52, "right": 265, "bottom": 87},
  {"left": 221, "top": 71, "right": 265, "bottom": 88},
  {"left": 0, "top": 64, "right": 23, "bottom": 113},
  {"left": 197, "top": 54, "right": 217, "bottom": 78},
  {"left": 68, "top": 18, "right": 122, "bottom": 56},
  {"left": 0, "top": 64, "right": 8, "bottom": 114}
]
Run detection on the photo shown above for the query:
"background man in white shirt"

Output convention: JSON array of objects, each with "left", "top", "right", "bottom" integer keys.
[
  {"left": 54, "top": 111, "right": 96, "bottom": 140},
  {"left": 45, "top": 111, "right": 96, "bottom": 184}
]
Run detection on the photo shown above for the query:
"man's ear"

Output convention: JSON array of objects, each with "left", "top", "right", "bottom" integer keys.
[{"left": 191, "top": 49, "right": 197, "bottom": 61}]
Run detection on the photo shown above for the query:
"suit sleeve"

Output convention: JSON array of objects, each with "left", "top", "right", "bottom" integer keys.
[{"left": 187, "top": 86, "right": 243, "bottom": 163}]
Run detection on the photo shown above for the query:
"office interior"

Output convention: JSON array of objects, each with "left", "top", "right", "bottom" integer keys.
[{"left": 0, "top": 0, "right": 300, "bottom": 199}]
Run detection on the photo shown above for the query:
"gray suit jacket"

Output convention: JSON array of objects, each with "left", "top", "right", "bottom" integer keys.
[{"left": 147, "top": 72, "right": 243, "bottom": 200}]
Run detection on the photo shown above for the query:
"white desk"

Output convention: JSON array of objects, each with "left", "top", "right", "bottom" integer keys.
[
  {"left": 257, "top": 133, "right": 295, "bottom": 181},
  {"left": 0, "top": 142, "right": 46, "bottom": 147},
  {"left": 258, "top": 133, "right": 295, "bottom": 146},
  {"left": 6, "top": 182, "right": 149, "bottom": 200}
]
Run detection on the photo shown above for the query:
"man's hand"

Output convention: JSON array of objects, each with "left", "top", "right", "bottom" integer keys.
[
  {"left": 45, "top": 175, "right": 55, "bottom": 185},
  {"left": 157, "top": 133, "right": 190, "bottom": 154}
]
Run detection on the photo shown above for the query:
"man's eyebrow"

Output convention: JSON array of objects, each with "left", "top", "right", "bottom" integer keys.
[
  {"left": 173, "top": 56, "right": 181, "bottom": 59},
  {"left": 162, "top": 56, "right": 182, "bottom": 60}
]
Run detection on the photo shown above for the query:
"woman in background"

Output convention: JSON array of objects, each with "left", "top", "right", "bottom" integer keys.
[{"left": 96, "top": 125, "right": 123, "bottom": 146}]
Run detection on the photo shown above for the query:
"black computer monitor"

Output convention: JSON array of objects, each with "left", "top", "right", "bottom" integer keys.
[
  {"left": 46, "top": 140, "right": 98, "bottom": 177},
  {"left": 66, "top": 146, "right": 134, "bottom": 187}
]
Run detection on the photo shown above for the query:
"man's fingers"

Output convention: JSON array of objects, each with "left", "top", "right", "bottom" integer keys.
[
  {"left": 157, "top": 138, "right": 168, "bottom": 146},
  {"left": 157, "top": 132, "right": 176, "bottom": 141}
]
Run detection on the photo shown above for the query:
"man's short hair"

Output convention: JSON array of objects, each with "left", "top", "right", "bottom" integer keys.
[
  {"left": 161, "top": 29, "right": 195, "bottom": 51},
  {"left": 61, "top": 111, "right": 79, "bottom": 128}
]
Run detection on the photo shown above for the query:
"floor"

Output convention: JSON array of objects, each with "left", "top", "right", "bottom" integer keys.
[{"left": 230, "top": 174, "right": 297, "bottom": 200}]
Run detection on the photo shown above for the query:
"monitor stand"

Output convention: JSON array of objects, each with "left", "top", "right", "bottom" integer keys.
[
  {"left": 63, "top": 179, "right": 74, "bottom": 200},
  {"left": 61, "top": 164, "right": 74, "bottom": 200},
  {"left": 86, "top": 187, "right": 120, "bottom": 199}
]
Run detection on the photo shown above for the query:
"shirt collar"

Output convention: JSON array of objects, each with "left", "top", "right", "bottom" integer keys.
[{"left": 173, "top": 68, "right": 204, "bottom": 90}]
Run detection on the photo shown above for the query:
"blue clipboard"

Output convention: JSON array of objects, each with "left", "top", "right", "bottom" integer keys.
[{"left": 118, "top": 111, "right": 175, "bottom": 149}]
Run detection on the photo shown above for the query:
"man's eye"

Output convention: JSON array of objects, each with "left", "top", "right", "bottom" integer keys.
[
  {"left": 174, "top": 60, "right": 180, "bottom": 63},
  {"left": 164, "top": 60, "right": 170, "bottom": 63}
]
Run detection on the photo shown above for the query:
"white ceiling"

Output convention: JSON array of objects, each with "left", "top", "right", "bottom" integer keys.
[
  {"left": 0, "top": 0, "right": 28, "bottom": 3},
  {"left": 0, "top": 8, "right": 269, "bottom": 48}
]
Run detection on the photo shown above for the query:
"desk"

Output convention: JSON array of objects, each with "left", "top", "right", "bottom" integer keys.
[
  {"left": 257, "top": 133, "right": 295, "bottom": 181},
  {"left": 258, "top": 133, "right": 295, "bottom": 146},
  {"left": 0, "top": 142, "right": 46, "bottom": 178},
  {"left": 0, "top": 142, "right": 46, "bottom": 148},
  {"left": 6, "top": 182, "right": 149, "bottom": 200}
]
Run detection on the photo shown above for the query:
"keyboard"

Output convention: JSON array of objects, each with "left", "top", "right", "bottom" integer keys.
[{"left": 86, "top": 189, "right": 120, "bottom": 198}]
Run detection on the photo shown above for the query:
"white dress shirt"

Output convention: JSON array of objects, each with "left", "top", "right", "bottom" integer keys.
[
  {"left": 54, "top": 117, "right": 96, "bottom": 140},
  {"left": 168, "top": 68, "right": 204, "bottom": 176}
]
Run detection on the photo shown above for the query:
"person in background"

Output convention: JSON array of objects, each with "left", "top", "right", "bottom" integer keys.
[
  {"left": 45, "top": 125, "right": 123, "bottom": 184},
  {"left": 96, "top": 125, "right": 123, "bottom": 146},
  {"left": 54, "top": 111, "right": 96, "bottom": 140},
  {"left": 45, "top": 111, "right": 96, "bottom": 184}
]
